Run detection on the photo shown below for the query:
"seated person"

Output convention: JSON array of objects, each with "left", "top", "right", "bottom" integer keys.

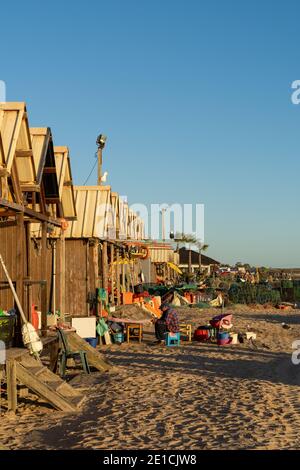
[{"left": 154, "top": 303, "right": 179, "bottom": 344}]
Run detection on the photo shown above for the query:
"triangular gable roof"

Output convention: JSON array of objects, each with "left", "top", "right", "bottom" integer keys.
[
  {"left": 0, "top": 132, "right": 5, "bottom": 172},
  {"left": 30, "top": 127, "right": 51, "bottom": 185},
  {"left": 0, "top": 102, "right": 37, "bottom": 189},
  {"left": 135, "top": 217, "right": 145, "bottom": 240},
  {"left": 31, "top": 128, "right": 60, "bottom": 203},
  {"left": 54, "top": 146, "right": 76, "bottom": 220},
  {"left": 119, "top": 198, "right": 129, "bottom": 240},
  {"left": 64, "top": 186, "right": 112, "bottom": 239},
  {"left": 111, "top": 192, "right": 120, "bottom": 236}
]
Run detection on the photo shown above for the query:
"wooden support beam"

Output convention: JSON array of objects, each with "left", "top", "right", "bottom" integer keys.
[
  {"left": 58, "top": 230, "right": 65, "bottom": 321},
  {"left": 0, "top": 211, "right": 19, "bottom": 217},
  {"left": 0, "top": 220, "right": 17, "bottom": 228},
  {"left": 102, "top": 241, "right": 108, "bottom": 299},
  {"left": 10, "top": 161, "right": 23, "bottom": 204},
  {"left": 116, "top": 248, "right": 121, "bottom": 306},
  {"left": 16, "top": 213, "right": 24, "bottom": 332},
  {"left": 0, "top": 168, "right": 9, "bottom": 177},
  {"left": 6, "top": 360, "right": 17, "bottom": 413},
  {"left": 122, "top": 263, "right": 126, "bottom": 293},
  {"left": 0, "top": 197, "right": 62, "bottom": 226},
  {"left": 86, "top": 241, "right": 90, "bottom": 316},
  {"left": 41, "top": 222, "right": 48, "bottom": 335},
  {"left": 110, "top": 244, "right": 115, "bottom": 306},
  {"left": 15, "top": 150, "right": 33, "bottom": 158},
  {"left": 43, "top": 167, "right": 57, "bottom": 174},
  {"left": 20, "top": 185, "right": 40, "bottom": 193},
  {"left": 25, "top": 221, "right": 32, "bottom": 322}
]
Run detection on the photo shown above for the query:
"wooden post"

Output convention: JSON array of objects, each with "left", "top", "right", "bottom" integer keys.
[
  {"left": 110, "top": 244, "right": 115, "bottom": 305},
  {"left": 14, "top": 214, "right": 24, "bottom": 345},
  {"left": 7, "top": 360, "right": 17, "bottom": 413},
  {"left": 102, "top": 241, "right": 108, "bottom": 300},
  {"left": 122, "top": 263, "right": 126, "bottom": 293},
  {"left": 86, "top": 241, "right": 90, "bottom": 316},
  {"left": 58, "top": 229, "right": 65, "bottom": 321},
  {"left": 92, "top": 240, "right": 99, "bottom": 314},
  {"left": 16, "top": 214, "right": 24, "bottom": 306},
  {"left": 116, "top": 248, "right": 121, "bottom": 306},
  {"left": 41, "top": 222, "right": 48, "bottom": 335},
  {"left": 25, "top": 221, "right": 32, "bottom": 322}
]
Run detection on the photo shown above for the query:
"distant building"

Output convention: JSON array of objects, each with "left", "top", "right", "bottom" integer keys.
[{"left": 178, "top": 247, "right": 221, "bottom": 275}]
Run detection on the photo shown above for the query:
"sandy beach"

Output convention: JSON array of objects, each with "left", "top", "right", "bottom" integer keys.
[{"left": 1, "top": 305, "right": 300, "bottom": 450}]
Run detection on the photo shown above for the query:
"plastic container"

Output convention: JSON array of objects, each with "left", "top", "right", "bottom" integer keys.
[
  {"left": 217, "top": 338, "right": 231, "bottom": 346},
  {"left": 113, "top": 333, "right": 124, "bottom": 344},
  {"left": 122, "top": 292, "right": 133, "bottom": 305},
  {"left": 31, "top": 304, "right": 39, "bottom": 330},
  {"left": 217, "top": 331, "right": 230, "bottom": 341},
  {"left": 84, "top": 337, "right": 98, "bottom": 348},
  {"left": 134, "top": 284, "right": 144, "bottom": 295},
  {"left": 0, "top": 315, "right": 16, "bottom": 348},
  {"left": 194, "top": 328, "right": 210, "bottom": 341},
  {"left": 230, "top": 333, "right": 238, "bottom": 345},
  {"left": 208, "top": 327, "right": 218, "bottom": 339}
]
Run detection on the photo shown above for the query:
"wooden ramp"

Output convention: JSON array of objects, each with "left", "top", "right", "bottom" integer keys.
[
  {"left": 67, "top": 332, "right": 110, "bottom": 372},
  {"left": 7, "top": 353, "right": 85, "bottom": 413}
]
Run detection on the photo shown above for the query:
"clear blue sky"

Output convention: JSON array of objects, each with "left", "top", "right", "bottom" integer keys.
[{"left": 1, "top": 0, "right": 300, "bottom": 267}]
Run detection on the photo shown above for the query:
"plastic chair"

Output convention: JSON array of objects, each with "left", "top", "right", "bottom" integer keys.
[
  {"left": 165, "top": 332, "right": 180, "bottom": 347},
  {"left": 57, "top": 328, "right": 91, "bottom": 379}
]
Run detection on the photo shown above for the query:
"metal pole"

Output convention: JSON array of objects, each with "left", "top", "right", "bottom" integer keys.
[{"left": 97, "top": 147, "right": 102, "bottom": 186}]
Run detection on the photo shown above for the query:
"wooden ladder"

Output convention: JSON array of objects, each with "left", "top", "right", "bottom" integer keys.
[{"left": 7, "top": 354, "right": 85, "bottom": 413}]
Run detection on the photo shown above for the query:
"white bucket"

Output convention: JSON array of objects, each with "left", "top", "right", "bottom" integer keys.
[{"left": 230, "top": 333, "right": 238, "bottom": 345}]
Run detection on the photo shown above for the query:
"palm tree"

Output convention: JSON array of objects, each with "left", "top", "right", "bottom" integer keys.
[
  {"left": 174, "top": 233, "right": 209, "bottom": 279},
  {"left": 196, "top": 242, "right": 209, "bottom": 276}
]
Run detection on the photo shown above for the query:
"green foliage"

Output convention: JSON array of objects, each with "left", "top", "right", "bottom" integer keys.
[{"left": 228, "top": 283, "right": 281, "bottom": 305}]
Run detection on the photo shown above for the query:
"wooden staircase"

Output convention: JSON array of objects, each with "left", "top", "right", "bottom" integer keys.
[{"left": 7, "top": 353, "right": 85, "bottom": 413}]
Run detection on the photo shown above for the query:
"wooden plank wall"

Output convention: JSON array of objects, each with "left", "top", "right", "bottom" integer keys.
[
  {"left": 1, "top": 228, "right": 105, "bottom": 319},
  {"left": 30, "top": 238, "right": 93, "bottom": 317},
  {"left": 0, "top": 224, "right": 26, "bottom": 312}
]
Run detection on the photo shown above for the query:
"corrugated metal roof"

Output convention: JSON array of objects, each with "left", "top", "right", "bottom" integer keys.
[
  {"left": 54, "top": 146, "right": 76, "bottom": 220},
  {"left": 0, "top": 102, "right": 37, "bottom": 188},
  {"left": 148, "top": 244, "right": 179, "bottom": 263},
  {"left": 64, "top": 186, "right": 112, "bottom": 238}
]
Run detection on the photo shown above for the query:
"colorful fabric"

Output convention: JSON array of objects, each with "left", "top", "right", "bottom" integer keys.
[{"left": 165, "top": 307, "right": 180, "bottom": 333}]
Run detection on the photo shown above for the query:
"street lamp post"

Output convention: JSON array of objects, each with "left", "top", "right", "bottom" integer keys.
[{"left": 96, "top": 134, "right": 107, "bottom": 185}]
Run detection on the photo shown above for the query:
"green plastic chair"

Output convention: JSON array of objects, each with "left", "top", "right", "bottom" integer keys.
[{"left": 57, "top": 328, "right": 91, "bottom": 379}]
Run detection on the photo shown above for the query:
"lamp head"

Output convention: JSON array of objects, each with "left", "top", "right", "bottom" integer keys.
[{"left": 96, "top": 134, "right": 107, "bottom": 149}]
